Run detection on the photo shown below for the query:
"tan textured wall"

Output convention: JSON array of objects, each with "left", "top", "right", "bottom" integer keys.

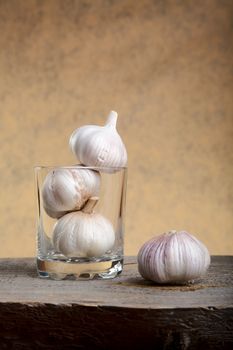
[{"left": 0, "top": 0, "right": 232, "bottom": 257}]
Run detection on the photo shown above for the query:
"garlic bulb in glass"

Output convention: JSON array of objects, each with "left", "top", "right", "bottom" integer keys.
[
  {"left": 52, "top": 197, "right": 115, "bottom": 258},
  {"left": 42, "top": 167, "right": 100, "bottom": 218},
  {"left": 137, "top": 230, "right": 210, "bottom": 284},
  {"left": 69, "top": 111, "right": 127, "bottom": 170}
]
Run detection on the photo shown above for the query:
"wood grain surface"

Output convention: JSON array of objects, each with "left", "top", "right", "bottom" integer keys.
[{"left": 0, "top": 256, "right": 232, "bottom": 349}]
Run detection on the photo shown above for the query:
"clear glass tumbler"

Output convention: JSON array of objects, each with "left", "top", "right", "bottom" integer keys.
[{"left": 34, "top": 165, "right": 127, "bottom": 280}]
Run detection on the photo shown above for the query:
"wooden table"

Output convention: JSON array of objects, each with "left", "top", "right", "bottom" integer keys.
[{"left": 0, "top": 256, "right": 232, "bottom": 349}]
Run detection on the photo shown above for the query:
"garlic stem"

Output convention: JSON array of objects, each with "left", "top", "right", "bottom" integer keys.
[
  {"left": 105, "top": 111, "right": 118, "bottom": 128},
  {"left": 82, "top": 197, "right": 99, "bottom": 214}
]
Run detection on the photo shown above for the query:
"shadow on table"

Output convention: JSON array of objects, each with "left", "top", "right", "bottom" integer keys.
[{"left": 117, "top": 276, "right": 209, "bottom": 291}]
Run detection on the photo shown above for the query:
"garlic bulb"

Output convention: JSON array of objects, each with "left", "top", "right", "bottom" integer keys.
[
  {"left": 69, "top": 111, "right": 127, "bottom": 170},
  {"left": 52, "top": 197, "right": 115, "bottom": 258},
  {"left": 42, "top": 167, "right": 100, "bottom": 218},
  {"left": 137, "top": 230, "right": 210, "bottom": 284}
]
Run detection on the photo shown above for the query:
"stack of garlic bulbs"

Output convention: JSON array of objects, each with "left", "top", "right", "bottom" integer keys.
[{"left": 41, "top": 111, "right": 127, "bottom": 258}]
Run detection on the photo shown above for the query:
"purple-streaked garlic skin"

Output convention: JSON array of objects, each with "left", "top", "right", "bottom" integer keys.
[{"left": 137, "top": 230, "right": 210, "bottom": 284}]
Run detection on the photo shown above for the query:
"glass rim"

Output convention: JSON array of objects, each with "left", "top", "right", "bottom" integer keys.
[{"left": 34, "top": 164, "right": 127, "bottom": 171}]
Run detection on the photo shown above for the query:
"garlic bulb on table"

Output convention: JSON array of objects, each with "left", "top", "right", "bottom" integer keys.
[
  {"left": 52, "top": 197, "right": 115, "bottom": 258},
  {"left": 42, "top": 167, "right": 100, "bottom": 218},
  {"left": 137, "top": 230, "right": 210, "bottom": 284},
  {"left": 69, "top": 111, "right": 127, "bottom": 170}
]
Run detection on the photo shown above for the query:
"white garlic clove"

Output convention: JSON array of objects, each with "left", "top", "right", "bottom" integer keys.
[
  {"left": 69, "top": 111, "right": 127, "bottom": 171},
  {"left": 137, "top": 230, "right": 210, "bottom": 284},
  {"left": 52, "top": 197, "right": 115, "bottom": 258},
  {"left": 42, "top": 167, "right": 100, "bottom": 218}
]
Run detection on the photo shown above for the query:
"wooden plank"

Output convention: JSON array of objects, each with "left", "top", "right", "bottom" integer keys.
[
  {"left": 0, "top": 256, "right": 232, "bottom": 308},
  {"left": 0, "top": 256, "right": 232, "bottom": 349}
]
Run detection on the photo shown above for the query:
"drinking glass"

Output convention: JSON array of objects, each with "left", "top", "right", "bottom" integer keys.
[{"left": 34, "top": 165, "right": 127, "bottom": 280}]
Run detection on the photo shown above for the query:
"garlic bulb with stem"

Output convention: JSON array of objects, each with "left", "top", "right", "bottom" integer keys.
[
  {"left": 52, "top": 197, "right": 115, "bottom": 258},
  {"left": 69, "top": 111, "right": 127, "bottom": 170},
  {"left": 42, "top": 167, "right": 100, "bottom": 218},
  {"left": 137, "top": 230, "right": 210, "bottom": 284}
]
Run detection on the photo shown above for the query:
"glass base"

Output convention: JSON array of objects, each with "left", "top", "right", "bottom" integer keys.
[{"left": 37, "top": 256, "right": 123, "bottom": 280}]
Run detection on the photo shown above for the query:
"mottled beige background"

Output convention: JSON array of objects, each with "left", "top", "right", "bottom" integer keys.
[{"left": 0, "top": 0, "right": 232, "bottom": 257}]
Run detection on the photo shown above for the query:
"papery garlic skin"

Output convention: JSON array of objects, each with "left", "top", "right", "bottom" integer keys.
[
  {"left": 52, "top": 199, "right": 115, "bottom": 258},
  {"left": 42, "top": 168, "right": 100, "bottom": 218},
  {"left": 137, "top": 230, "right": 210, "bottom": 284},
  {"left": 69, "top": 111, "right": 127, "bottom": 170}
]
